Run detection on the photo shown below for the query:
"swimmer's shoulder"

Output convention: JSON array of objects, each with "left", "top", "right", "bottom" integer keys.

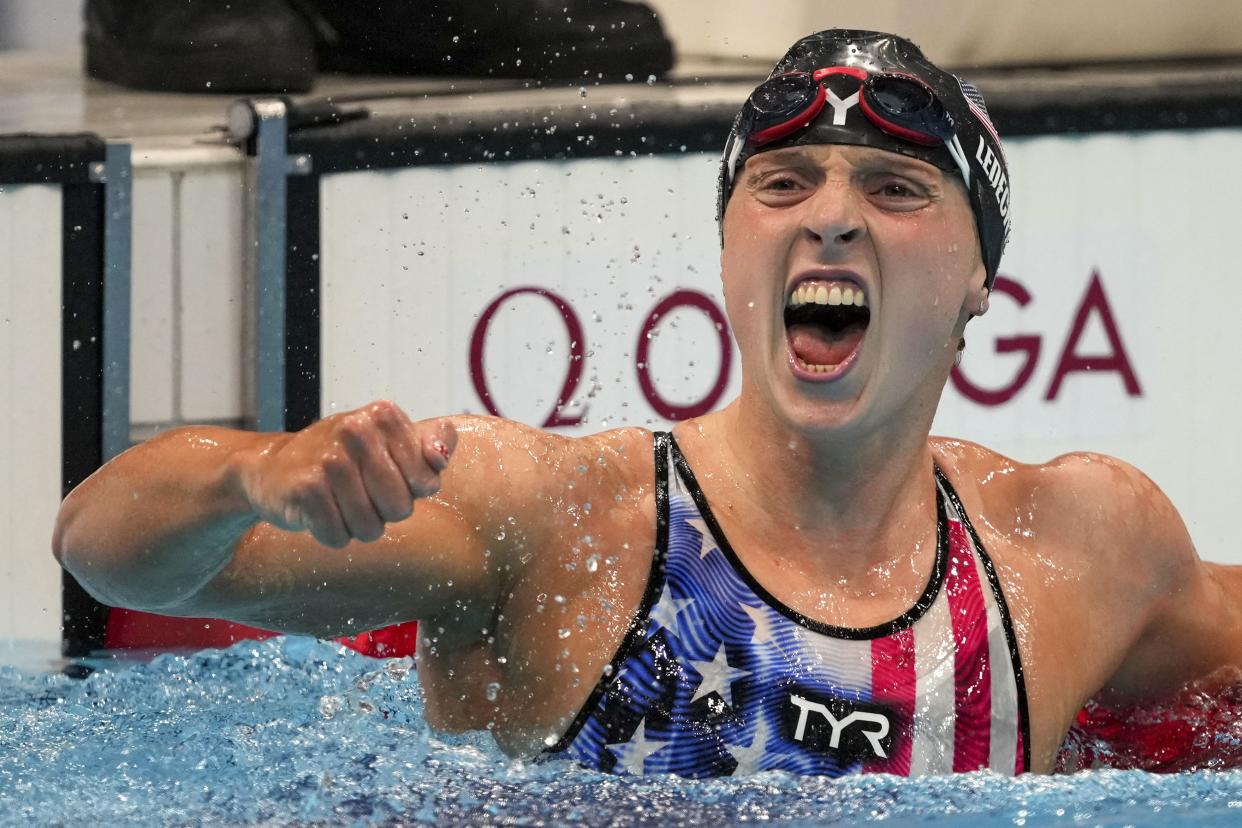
[
  {"left": 931, "top": 435, "right": 1157, "bottom": 514},
  {"left": 930, "top": 435, "right": 1187, "bottom": 575},
  {"left": 448, "top": 415, "right": 656, "bottom": 502}
]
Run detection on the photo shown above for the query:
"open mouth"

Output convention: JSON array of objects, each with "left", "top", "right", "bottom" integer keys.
[{"left": 783, "top": 283, "right": 871, "bottom": 377}]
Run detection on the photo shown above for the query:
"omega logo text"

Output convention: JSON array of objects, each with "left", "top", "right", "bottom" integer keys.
[{"left": 466, "top": 270, "right": 1140, "bottom": 425}]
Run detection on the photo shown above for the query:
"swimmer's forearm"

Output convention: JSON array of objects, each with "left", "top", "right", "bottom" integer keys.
[{"left": 52, "top": 426, "right": 272, "bottom": 610}]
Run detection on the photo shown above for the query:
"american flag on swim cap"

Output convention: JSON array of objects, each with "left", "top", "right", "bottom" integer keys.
[{"left": 958, "top": 79, "right": 991, "bottom": 119}]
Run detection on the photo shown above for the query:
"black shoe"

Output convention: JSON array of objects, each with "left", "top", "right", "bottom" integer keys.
[
  {"left": 301, "top": 0, "right": 675, "bottom": 83},
  {"left": 84, "top": 0, "right": 317, "bottom": 93}
]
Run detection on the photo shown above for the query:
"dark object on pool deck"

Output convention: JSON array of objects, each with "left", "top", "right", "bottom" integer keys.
[
  {"left": 84, "top": 0, "right": 675, "bottom": 94},
  {"left": 84, "top": 0, "right": 318, "bottom": 93},
  {"left": 303, "top": 0, "right": 676, "bottom": 83}
]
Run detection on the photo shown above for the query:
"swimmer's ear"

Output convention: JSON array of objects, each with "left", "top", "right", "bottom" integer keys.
[
  {"left": 963, "top": 263, "right": 990, "bottom": 320},
  {"left": 967, "top": 285, "right": 990, "bottom": 319}
]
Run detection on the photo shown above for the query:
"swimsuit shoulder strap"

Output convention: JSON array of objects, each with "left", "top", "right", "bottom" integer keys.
[
  {"left": 544, "top": 430, "right": 673, "bottom": 754},
  {"left": 932, "top": 462, "right": 1033, "bottom": 773}
]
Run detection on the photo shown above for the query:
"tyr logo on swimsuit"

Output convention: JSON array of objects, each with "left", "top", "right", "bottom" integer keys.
[{"left": 783, "top": 691, "right": 894, "bottom": 761}]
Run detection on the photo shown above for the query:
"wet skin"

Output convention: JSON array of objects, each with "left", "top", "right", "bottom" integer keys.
[{"left": 55, "top": 145, "right": 1242, "bottom": 774}]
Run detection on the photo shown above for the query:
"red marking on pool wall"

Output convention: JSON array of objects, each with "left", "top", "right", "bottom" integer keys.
[
  {"left": 105, "top": 609, "right": 279, "bottom": 650},
  {"left": 105, "top": 609, "right": 418, "bottom": 659}
]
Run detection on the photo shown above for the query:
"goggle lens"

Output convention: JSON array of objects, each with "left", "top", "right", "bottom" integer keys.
[
  {"left": 869, "top": 75, "right": 936, "bottom": 116},
  {"left": 751, "top": 74, "right": 817, "bottom": 116},
  {"left": 739, "top": 70, "right": 953, "bottom": 149}
]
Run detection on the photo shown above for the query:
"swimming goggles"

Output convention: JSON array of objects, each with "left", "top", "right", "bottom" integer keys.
[{"left": 735, "top": 66, "right": 973, "bottom": 185}]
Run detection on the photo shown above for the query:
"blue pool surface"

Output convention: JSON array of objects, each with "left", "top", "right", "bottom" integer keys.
[{"left": 2, "top": 636, "right": 1242, "bottom": 827}]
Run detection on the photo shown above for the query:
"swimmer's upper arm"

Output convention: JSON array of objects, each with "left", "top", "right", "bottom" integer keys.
[
  {"left": 1047, "top": 453, "right": 1242, "bottom": 700},
  {"left": 163, "top": 416, "right": 576, "bottom": 639}
]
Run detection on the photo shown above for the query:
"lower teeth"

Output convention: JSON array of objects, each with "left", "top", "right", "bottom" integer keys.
[{"left": 796, "top": 358, "right": 837, "bottom": 373}]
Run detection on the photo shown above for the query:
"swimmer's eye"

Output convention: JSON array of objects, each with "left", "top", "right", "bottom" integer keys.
[
  {"left": 752, "top": 172, "right": 808, "bottom": 193},
  {"left": 869, "top": 177, "right": 933, "bottom": 210},
  {"left": 764, "top": 176, "right": 803, "bottom": 190},
  {"left": 879, "top": 183, "right": 917, "bottom": 198},
  {"left": 748, "top": 170, "right": 814, "bottom": 205}
]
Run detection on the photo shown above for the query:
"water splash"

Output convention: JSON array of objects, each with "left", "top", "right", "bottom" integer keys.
[{"left": 2, "top": 638, "right": 1242, "bottom": 826}]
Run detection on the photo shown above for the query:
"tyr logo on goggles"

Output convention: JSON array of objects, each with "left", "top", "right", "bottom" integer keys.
[{"left": 727, "top": 66, "right": 973, "bottom": 190}]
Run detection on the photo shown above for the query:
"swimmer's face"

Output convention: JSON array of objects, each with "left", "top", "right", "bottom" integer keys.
[{"left": 719, "top": 143, "right": 988, "bottom": 433}]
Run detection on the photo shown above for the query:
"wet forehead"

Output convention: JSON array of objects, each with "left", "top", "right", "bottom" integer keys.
[{"left": 742, "top": 144, "right": 948, "bottom": 180}]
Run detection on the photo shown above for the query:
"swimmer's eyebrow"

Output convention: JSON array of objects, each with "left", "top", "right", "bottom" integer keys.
[
  {"left": 738, "top": 149, "right": 817, "bottom": 186},
  {"left": 856, "top": 155, "right": 943, "bottom": 180},
  {"left": 826, "top": 147, "right": 940, "bottom": 179},
  {"left": 743, "top": 147, "right": 943, "bottom": 181},
  {"left": 743, "top": 147, "right": 815, "bottom": 171}
]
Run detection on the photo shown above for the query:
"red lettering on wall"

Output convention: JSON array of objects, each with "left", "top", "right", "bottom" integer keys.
[
  {"left": 468, "top": 286, "right": 587, "bottom": 427},
  {"left": 635, "top": 289, "right": 733, "bottom": 420},
  {"left": 951, "top": 275, "right": 1042, "bottom": 407},
  {"left": 1045, "top": 269, "right": 1142, "bottom": 400}
]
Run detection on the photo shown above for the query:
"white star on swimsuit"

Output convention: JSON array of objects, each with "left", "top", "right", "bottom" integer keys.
[
  {"left": 610, "top": 718, "right": 669, "bottom": 775},
  {"left": 684, "top": 517, "right": 719, "bottom": 559},
  {"left": 648, "top": 589, "right": 693, "bottom": 639},
  {"left": 727, "top": 716, "right": 772, "bottom": 776},
  {"left": 690, "top": 643, "right": 751, "bottom": 708},
  {"left": 739, "top": 602, "right": 773, "bottom": 645}
]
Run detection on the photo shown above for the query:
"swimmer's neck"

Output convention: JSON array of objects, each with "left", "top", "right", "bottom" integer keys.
[{"left": 683, "top": 397, "right": 938, "bottom": 554}]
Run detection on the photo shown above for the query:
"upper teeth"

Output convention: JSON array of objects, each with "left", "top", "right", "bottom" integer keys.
[{"left": 787, "top": 283, "right": 868, "bottom": 309}]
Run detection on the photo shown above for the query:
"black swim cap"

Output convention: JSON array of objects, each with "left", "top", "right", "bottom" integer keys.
[{"left": 718, "top": 30, "right": 1011, "bottom": 289}]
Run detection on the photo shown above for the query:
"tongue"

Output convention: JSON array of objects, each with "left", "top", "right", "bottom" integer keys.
[{"left": 788, "top": 323, "right": 865, "bottom": 367}]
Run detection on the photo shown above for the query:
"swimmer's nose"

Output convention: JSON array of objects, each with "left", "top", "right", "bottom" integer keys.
[{"left": 803, "top": 188, "right": 867, "bottom": 250}]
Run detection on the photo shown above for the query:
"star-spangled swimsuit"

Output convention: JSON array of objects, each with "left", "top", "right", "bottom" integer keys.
[{"left": 546, "top": 432, "right": 1030, "bottom": 777}]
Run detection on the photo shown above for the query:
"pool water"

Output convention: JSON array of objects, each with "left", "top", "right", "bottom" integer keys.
[{"left": 2, "top": 637, "right": 1242, "bottom": 827}]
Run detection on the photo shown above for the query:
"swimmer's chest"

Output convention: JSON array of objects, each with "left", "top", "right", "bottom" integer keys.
[{"left": 538, "top": 434, "right": 1030, "bottom": 777}]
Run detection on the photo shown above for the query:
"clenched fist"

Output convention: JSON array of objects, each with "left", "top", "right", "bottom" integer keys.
[{"left": 240, "top": 401, "right": 456, "bottom": 548}]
